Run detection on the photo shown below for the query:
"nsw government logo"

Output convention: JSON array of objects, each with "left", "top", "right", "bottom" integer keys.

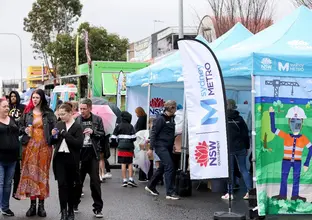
[
  {"left": 195, "top": 141, "right": 221, "bottom": 167},
  {"left": 149, "top": 98, "right": 164, "bottom": 116},
  {"left": 260, "top": 58, "right": 272, "bottom": 71}
]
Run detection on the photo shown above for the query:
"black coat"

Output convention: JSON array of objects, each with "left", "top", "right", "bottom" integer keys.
[
  {"left": 227, "top": 110, "right": 250, "bottom": 153},
  {"left": 111, "top": 111, "right": 136, "bottom": 152},
  {"left": 51, "top": 120, "right": 84, "bottom": 180},
  {"left": 8, "top": 91, "right": 25, "bottom": 123},
  {"left": 76, "top": 113, "right": 105, "bottom": 160},
  {"left": 19, "top": 109, "right": 57, "bottom": 146},
  {"left": 134, "top": 115, "right": 147, "bottom": 132},
  {"left": 150, "top": 113, "right": 175, "bottom": 151}
]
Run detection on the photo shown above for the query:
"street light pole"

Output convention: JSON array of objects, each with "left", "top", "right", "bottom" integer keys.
[
  {"left": 179, "top": 0, "right": 184, "bottom": 38},
  {"left": 0, "top": 33, "right": 23, "bottom": 91}
]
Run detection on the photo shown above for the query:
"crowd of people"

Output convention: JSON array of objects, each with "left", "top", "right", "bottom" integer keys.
[{"left": 0, "top": 88, "right": 253, "bottom": 220}]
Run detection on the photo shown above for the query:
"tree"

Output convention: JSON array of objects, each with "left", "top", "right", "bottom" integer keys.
[
  {"left": 261, "top": 111, "right": 274, "bottom": 152},
  {"left": 47, "top": 22, "right": 129, "bottom": 76},
  {"left": 206, "top": 0, "right": 274, "bottom": 37},
  {"left": 273, "top": 100, "right": 284, "bottom": 113},
  {"left": 24, "top": 0, "right": 83, "bottom": 77},
  {"left": 293, "top": 0, "right": 312, "bottom": 8}
]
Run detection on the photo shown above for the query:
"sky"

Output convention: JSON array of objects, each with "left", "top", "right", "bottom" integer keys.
[{"left": 0, "top": 0, "right": 295, "bottom": 81}]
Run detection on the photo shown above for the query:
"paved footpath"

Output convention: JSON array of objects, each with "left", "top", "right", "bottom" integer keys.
[{"left": 2, "top": 170, "right": 312, "bottom": 220}]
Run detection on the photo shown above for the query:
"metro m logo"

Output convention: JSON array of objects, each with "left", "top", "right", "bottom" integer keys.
[
  {"left": 200, "top": 99, "right": 218, "bottom": 125},
  {"left": 278, "top": 62, "right": 290, "bottom": 72}
]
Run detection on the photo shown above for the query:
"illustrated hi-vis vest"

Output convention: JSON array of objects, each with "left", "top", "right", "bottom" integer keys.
[{"left": 275, "top": 129, "right": 311, "bottom": 161}]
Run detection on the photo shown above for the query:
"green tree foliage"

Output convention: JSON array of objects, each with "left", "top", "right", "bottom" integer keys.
[
  {"left": 24, "top": 0, "right": 83, "bottom": 76},
  {"left": 47, "top": 22, "right": 129, "bottom": 76},
  {"left": 261, "top": 111, "right": 275, "bottom": 145}
]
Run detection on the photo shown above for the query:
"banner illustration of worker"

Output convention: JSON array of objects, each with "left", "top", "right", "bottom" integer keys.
[{"left": 255, "top": 76, "right": 312, "bottom": 215}]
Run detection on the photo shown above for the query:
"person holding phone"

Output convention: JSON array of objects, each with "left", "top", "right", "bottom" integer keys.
[{"left": 50, "top": 102, "right": 83, "bottom": 220}]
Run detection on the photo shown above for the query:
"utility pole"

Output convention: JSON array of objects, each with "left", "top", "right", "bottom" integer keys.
[{"left": 179, "top": 0, "right": 184, "bottom": 38}]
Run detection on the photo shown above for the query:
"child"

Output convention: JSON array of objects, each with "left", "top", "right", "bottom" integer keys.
[{"left": 111, "top": 111, "right": 137, "bottom": 187}]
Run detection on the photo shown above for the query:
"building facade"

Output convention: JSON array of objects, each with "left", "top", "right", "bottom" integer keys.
[{"left": 128, "top": 26, "right": 197, "bottom": 62}]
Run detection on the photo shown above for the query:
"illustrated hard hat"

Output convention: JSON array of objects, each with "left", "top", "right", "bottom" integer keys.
[{"left": 286, "top": 106, "right": 307, "bottom": 119}]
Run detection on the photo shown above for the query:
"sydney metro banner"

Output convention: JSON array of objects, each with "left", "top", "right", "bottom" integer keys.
[{"left": 178, "top": 39, "right": 229, "bottom": 180}]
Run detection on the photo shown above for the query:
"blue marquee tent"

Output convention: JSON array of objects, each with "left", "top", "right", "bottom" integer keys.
[
  {"left": 127, "top": 22, "right": 253, "bottom": 87},
  {"left": 217, "top": 6, "right": 312, "bottom": 78}
]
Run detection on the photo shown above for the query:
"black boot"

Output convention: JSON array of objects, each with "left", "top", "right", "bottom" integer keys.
[
  {"left": 37, "top": 200, "right": 47, "bottom": 217},
  {"left": 67, "top": 208, "right": 75, "bottom": 220},
  {"left": 60, "top": 209, "right": 67, "bottom": 220},
  {"left": 26, "top": 199, "right": 36, "bottom": 217}
]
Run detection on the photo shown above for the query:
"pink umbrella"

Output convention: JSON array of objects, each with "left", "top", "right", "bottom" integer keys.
[{"left": 92, "top": 105, "right": 117, "bottom": 134}]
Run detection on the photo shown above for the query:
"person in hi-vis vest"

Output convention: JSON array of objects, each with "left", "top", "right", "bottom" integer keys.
[{"left": 269, "top": 105, "right": 312, "bottom": 202}]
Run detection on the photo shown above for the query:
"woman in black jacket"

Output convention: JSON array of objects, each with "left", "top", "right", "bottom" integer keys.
[
  {"left": 134, "top": 107, "right": 147, "bottom": 132},
  {"left": 16, "top": 89, "right": 56, "bottom": 217},
  {"left": 51, "top": 102, "right": 84, "bottom": 220},
  {"left": 221, "top": 99, "right": 251, "bottom": 201},
  {"left": 134, "top": 107, "right": 149, "bottom": 181},
  {"left": 0, "top": 99, "right": 20, "bottom": 216}
]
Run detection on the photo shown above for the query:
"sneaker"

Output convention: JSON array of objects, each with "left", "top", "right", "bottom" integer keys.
[
  {"left": 103, "top": 173, "right": 112, "bottom": 179},
  {"left": 221, "top": 193, "right": 234, "bottom": 200},
  {"left": 145, "top": 186, "right": 159, "bottom": 196},
  {"left": 73, "top": 205, "right": 79, "bottom": 213},
  {"left": 128, "top": 180, "right": 138, "bottom": 187},
  {"left": 166, "top": 194, "right": 180, "bottom": 200},
  {"left": 243, "top": 192, "right": 249, "bottom": 200},
  {"left": 2, "top": 209, "right": 14, "bottom": 216},
  {"left": 139, "top": 179, "right": 148, "bottom": 183},
  {"left": 122, "top": 181, "right": 128, "bottom": 187},
  {"left": 81, "top": 192, "right": 84, "bottom": 197},
  {"left": 93, "top": 210, "right": 103, "bottom": 218}
]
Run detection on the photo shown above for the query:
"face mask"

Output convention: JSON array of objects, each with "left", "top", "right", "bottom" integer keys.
[{"left": 289, "top": 118, "right": 302, "bottom": 134}]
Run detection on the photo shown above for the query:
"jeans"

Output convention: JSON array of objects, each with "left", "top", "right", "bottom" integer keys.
[
  {"left": 148, "top": 147, "right": 175, "bottom": 196},
  {"left": 74, "top": 157, "right": 103, "bottom": 211},
  {"left": 0, "top": 161, "right": 16, "bottom": 211},
  {"left": 228, "top": 149, "right": 252, "bottom": 194}
]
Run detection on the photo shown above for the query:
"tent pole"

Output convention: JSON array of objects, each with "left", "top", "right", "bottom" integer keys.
[
  {"left": 180, "top": 94, "right": 186, "bottom": 170},
  {"left": 251, "top": 75, "right": 256, "bottom": 187},
  {"left": 147, "top": 84, "right": 151, "bottom": 129}
]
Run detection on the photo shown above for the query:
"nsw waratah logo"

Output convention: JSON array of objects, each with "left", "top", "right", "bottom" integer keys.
[
  {"left": 149, "top": 98, "right": 165, "bottom": 116},
  {"left": 260, "top": 58, "right": 272, "bottom": 71},
  {"left": 195, "top": 141, "right": 218, "bottom": 167}
]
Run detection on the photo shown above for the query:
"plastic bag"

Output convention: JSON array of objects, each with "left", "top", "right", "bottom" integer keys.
[
  {"left": 134, "top": 130, "right": 149, "bottom": 154},
  {"left": 133, "top": 150, "right": 151, "bottom": 175},
  {"left": 175, "top": 109, "right": 184, "bottom": 135}
]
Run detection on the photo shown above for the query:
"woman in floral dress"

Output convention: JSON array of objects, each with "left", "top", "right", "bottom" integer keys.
[{"left": 17, "top": 89, "right": 56, "bottom": 217}]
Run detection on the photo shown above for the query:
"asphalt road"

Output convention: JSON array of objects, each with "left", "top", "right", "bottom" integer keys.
[{"left": 2, "top": 170, "right": 312, "bottom": 220}]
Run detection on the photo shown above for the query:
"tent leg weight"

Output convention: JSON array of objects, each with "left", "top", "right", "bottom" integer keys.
[{"left": 213, "top": 211, "right": 246, "bottom": 220}]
